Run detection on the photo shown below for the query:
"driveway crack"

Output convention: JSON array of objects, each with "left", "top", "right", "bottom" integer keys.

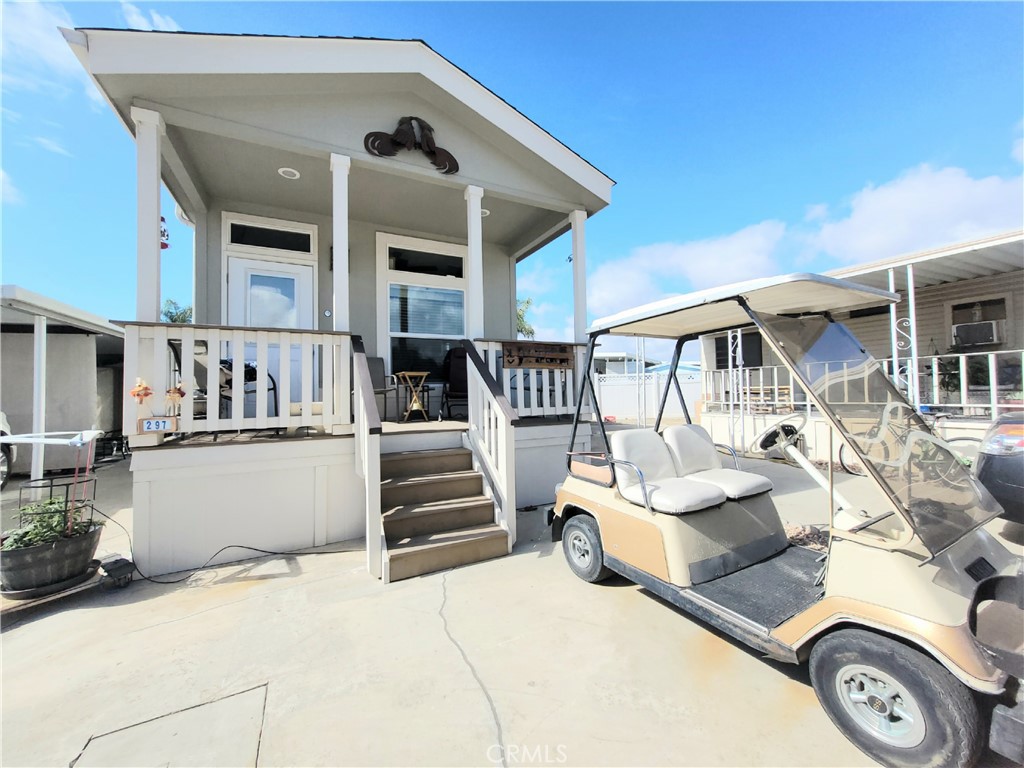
[{"left": 439, "top": 571, "right": 506, "bottom": 767}]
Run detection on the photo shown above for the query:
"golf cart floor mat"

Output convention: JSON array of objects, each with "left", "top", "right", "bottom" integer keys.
[{"left": 690, "top": 545, "right": 822, "bottom": 628}]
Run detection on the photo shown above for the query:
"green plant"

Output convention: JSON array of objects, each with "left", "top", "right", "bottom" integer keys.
[
  {"left": 517, "top": 298, "right": 536, "bottom": 339},
  {"left": 0, "top": 498, "right": 100, "bottom": 551}
]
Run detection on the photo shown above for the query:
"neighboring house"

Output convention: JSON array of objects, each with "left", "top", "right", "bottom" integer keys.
[
  {"left": 698, "top": 231, "right": 1024, "bottom": 458},
  {"left": 0, "top": 285, "right": 125, "bottom": 476},
  {"left": 64, "top": 29, "right": 612, "bottom": 579}
]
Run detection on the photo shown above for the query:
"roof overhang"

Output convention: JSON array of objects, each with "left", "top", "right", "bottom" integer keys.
[
  {"left": 62, "top": 29, "right": 613, "bottom": 232},
  {"left": 1, "top": 285, "right": 125, "bottom": 338},
  {"left": 827, "top": 231, "right": 1024, "bottom": 291},
  {"left": 588, "top": 274, "right": 899, "bottom": 339}
]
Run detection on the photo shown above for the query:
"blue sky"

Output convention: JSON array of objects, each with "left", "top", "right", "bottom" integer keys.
[{"left": 2, "top": 1, "right": 1022, "bottom": 348}]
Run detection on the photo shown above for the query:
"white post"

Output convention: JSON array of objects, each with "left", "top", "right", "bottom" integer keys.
[
  {"left": 570, "top": 210, "right": 588, "bottom": 344},
  {"left": 30, "top": 316, "right": 47, "bottom": 487},
  {"left": 906, "top": 265, "right": 920, "bottom": 408},
  {"left": 465, "top": 185, "right": 485, "bottom": 339},
  {"left": 330, "top": 153, "right": 351, "bottom": 332},
  {"left": 130, "top": 107, "right": 165, "bottom": 323},
  {"left": 888, "top": 268, "right": 900, "bottom": 389}
]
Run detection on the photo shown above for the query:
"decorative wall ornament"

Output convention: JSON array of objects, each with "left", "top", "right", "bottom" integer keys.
[{"left": 364, "top": 116, "right": 459, "bottom": 175}]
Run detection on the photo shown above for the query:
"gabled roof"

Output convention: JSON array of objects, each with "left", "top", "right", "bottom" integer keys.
[{"left": 63, "top": 28, "right": 614, "bottom": 205}]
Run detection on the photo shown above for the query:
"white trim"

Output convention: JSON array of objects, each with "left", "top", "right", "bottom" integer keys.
[
  {"left": 221, "top": 212, "right": 318, "bottom": 325},
  {"left": 330, "top": 153, "right": 351, "bottom": 332},
  {"left": 375, "top": 231, "right": 467, "bottom": 372}
]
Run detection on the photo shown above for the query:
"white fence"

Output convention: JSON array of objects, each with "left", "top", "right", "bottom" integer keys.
[
  {"left": 122, "top": 322, "right": 352, "bottom": 439},
  {"left": 593, "top": 372, "right": 703, "bottom": 426}
]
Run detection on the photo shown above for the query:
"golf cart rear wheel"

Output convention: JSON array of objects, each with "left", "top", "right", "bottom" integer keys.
[
  {"left": 561, "top": 515, "right": 611, "bottom": 583},
  {"left": 809, "top": 629, "right": 983, "bottom": 768},
  {"left": 0, "top": 446, "right": 10, "bottom": 490}
]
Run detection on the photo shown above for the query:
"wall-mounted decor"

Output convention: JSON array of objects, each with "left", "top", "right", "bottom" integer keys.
[
  {"left": 364, "top": 116, "right": 459, "bottom": 175},
  {"left": 502, "top": 341, "right": 574, "bottom": 370}
]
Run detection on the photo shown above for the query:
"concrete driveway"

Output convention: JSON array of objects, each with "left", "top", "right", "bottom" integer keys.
[{"left": 2, "top": 458, "right": 1018, "bottom": 767}]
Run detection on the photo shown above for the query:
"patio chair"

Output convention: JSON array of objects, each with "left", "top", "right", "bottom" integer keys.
[
  {"left": 440, "top": 347, "right": 469, "bottom": 419},
  {"left": 367, "top": 357, "right": 398, "bottom": 421}
]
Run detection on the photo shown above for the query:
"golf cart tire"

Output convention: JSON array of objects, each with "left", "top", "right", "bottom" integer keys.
[
  {"left": 0, "top": 445, "right": 10, "bottom": 490},
  {"left": 561, "top": 515, "right": 612, "bottom": 584},
  {"left": 809, "top": 629, "right": 983, "bottom": 768}
]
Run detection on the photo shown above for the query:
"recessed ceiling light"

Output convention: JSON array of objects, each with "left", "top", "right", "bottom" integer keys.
[
  {"left": 480, "top": 208, "right": 490, "bottom": 218},
  {"left": 278, "top": 167, "right": 301, "bottom": 180}
]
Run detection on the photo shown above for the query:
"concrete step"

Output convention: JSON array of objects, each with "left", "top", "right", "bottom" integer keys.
[
  {"left": 380, "top": 469, "right": 483, "bottom": 508},
  {"left": 386, "top": 523, "right": 508, "bottom": 581},
  {"left": 380, "top": 448, "right": 473, "bottom": 481},
  {"left": 383, "top": 495, "right": 494, "bottom": 541}
]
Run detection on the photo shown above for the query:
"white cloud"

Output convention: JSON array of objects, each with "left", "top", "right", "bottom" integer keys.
[
  {"left": 804, "top": 203, "right": 828, "bottom": 222},
  {"left": 812, "top": 164, "right": 1023, "bottom": 264},
  {"left": 0, "top": 2, "right": 102, "bottom": 105},
  {"left": 1014, "top": 139, "right": 1023, "bottom": 164},
  {"left": 120, "top": 3, "right": 181, "bottom": 32},
  {"left": 588, "top": 221, "right": 786, "bottom": 318},
  {"left": 2, "top": 170, "right": 23, "bottom": 204},
  {"left": 33, "top": 137, "right": 72, "bottom": 157}
]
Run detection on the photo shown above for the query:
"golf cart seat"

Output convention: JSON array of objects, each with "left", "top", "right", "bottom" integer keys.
[
  {"left": 609, "top": 429, "right": 727, "bottom": 514},
  {"left": 663, "top": 425, "right": 773, "bottom": 500}
]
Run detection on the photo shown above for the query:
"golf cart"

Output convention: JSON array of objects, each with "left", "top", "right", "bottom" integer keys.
[{"left": 551, "top": 274, "right": 1023, "bottom": 768}]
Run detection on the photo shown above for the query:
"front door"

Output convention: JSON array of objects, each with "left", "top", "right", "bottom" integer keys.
[{"left": 228, "top": 257, "right": 315, "bottom": 414}]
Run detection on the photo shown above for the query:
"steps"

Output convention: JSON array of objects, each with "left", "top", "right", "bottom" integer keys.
[{"left": 380, "top": 447, "right": 508, "bottom": 582}]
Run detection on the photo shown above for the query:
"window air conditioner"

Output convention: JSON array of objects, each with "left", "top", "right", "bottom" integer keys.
[{"left": 952, "top": 320, "right": 1000, "bottom": 347}]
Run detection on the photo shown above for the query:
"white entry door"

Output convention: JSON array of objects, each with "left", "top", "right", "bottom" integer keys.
[{"left": 228, "top": 257, "right": 315, "bottom": 414}]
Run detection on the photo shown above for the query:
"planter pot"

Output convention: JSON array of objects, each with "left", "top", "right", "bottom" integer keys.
[{"left": 0, "top": 525, "right": 102, "bottom": 592}]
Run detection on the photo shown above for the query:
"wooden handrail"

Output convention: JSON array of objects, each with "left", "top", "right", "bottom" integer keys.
[
  {"left": 461, "top": 340, "right": 520, "bottom": 425},
  {"left": 352, "top": 336, "right": 382, "bottom": 435}
]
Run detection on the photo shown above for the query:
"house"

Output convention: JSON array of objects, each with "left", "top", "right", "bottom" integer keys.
[
  {"left": 698, "top": 231, "right": 1024, "bottom": 459},
  {"left": 64, "top": 29, "right": 612, "bottom": 579},
  {"left": 0, "top": 285, "right": 125, "bottom": 479}
]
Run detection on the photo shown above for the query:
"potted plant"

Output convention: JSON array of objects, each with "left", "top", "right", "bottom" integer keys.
[{"left": 0, "top": 496, "right": 103, "bottom": 595}]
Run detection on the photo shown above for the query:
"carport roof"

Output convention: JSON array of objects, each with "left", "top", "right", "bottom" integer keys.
[
  {"left": 827, "top": 230, "right": 1023, "bottom": 291},
  {"left": 0, "top": 285, "right": 124, "bottom": 338}
]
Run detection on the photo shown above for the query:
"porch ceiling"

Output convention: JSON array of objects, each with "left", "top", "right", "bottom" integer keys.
[
  {"left": 169, "top": 126, "right": 568, "bottom": 250},
  {"left": 828, "top": 232, "right": 1024, "bottom": 291}
]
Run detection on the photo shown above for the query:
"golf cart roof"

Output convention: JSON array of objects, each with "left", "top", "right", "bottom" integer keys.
[{"left": 588, "top": 273, "right": 899, "bottom": 339}]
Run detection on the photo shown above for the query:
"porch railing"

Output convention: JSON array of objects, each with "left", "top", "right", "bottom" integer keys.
[
  {"left": 702, "top": 348, "right": 1024, "bottom": 418},
  {"left": 352, "top": 337, "right": 385, "bottom": 581},
  {"left": 464, "top": 341, "right": 518, "bottom": 546},
  {"left": 474, "top": 340, "right": 585, "bottom": 419},
  {"left": 121, "top": 321, "right": 352, "bottom": 440}
]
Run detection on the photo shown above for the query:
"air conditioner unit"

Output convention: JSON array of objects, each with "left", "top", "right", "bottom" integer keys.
[{"left": 952, "top": 320, "right": 1000, "bottom": 347}]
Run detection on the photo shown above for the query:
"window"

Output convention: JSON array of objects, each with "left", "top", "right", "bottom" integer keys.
[
  {"left": 951, "top": 298, "right": 1006, "bottom": 325},
  {"left": 714, "top": 332, "right": 763, "bottom": 369},
  {"left": 377, "top": 234, "right": 468, "bottom": 378},
  {"left": 230, "top": 223, "right": 312, "bottom": 254}
]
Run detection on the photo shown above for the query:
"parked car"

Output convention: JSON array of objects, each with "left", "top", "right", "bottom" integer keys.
[
  {"left": 976, "top": 412, "right": 1024, "bottom": 524},
  {"left": 0, "top": 412, "right": 16, "bottom": 490}
]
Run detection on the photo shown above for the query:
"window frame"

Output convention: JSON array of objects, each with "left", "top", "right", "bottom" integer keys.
[{"left": 376, "top": 232, "right": 467, "bottom": 374}]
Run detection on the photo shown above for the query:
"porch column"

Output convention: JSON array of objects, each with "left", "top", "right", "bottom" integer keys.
[
  {"left": 330, "top": 153, "right": 351, "bottom": 332},
  {"left": 465, "top": 185, "right": 485, "bottom": 339},
  {"left": 31, "top": 316, "right": 46, "bottom": 488},
  {"left": 888, "top": 268, "right": 900, "bottom": 388},
  {"left": 906, "top": 264, "right": 920, "bottom": 407},
  {"left": 130, "top": 107, "right": 165, "bottom": 323},
  {"left": 570, "top": 210, "right": 588, "bottom": 344}
]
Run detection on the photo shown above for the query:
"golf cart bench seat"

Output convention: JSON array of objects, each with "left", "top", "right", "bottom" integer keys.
[
  {"left": 662, "top": 425, "right": 773, "bottom": 499},
  {"left": 609, "top": 427, "right": 772, "bottom": 515}
]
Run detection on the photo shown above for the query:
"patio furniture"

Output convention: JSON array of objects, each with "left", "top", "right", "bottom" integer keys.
[
  {"left": 367, "top": 357, "right": 398, "bottom": 421},
  {"left": 168, "top": 340, "right": 279, "bottom": 420},
  {"left": 397, "top": 371, "right": 431, "bottom": 422},
  {"left": 440, "top": 347, "right": 469, "bottom": 419}
]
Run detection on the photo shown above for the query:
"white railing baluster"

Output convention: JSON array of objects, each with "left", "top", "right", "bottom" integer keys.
[
  {"left": 231, "top": 329, "right": 245, "bottom": 430},
  {"left": 255, "top": 331, "right": 269, "bottom": 429},
  {"left": 123, "top": 325, "right": 140, "bottom": 435},
  {"left": 301, "top": 333, "right": 313, "bottom": 423},
  {"left": 180, "top": 326, "right": 195, "bottom": 432},
  {"left": 321, "top": 339, "right": 334, "bottom": 430},
  {"left": 279, "top": 332, "right": 292, "bottom": 427}
]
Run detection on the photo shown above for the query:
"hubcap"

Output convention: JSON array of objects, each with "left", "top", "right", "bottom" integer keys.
[
  {"left": 567, "top": 530, "right": 591, "bottom": 568},
  {"left": 834, "top": 664, "right": 926, "bottom": 748}
]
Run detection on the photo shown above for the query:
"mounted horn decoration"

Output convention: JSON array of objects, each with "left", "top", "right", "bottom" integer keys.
[{"left": 363, "top": 116, "right": 460, "bottom": 175}]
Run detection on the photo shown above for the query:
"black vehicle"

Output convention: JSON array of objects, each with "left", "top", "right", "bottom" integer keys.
[{"left": 976, "top": 411, "right": 1024, "bottom": 524}]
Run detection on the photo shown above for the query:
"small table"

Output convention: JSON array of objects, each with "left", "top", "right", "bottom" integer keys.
[{"left": 397, "top": 371, "right": 431, "bottom": 422}]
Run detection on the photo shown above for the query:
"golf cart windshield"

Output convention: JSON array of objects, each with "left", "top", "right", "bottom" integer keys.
[{"left": 754, "top": 310, "right": 1003, "bottom": 555}]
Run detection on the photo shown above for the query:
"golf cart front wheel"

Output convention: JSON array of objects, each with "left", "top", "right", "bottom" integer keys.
[
  {"left": 0, "top": 445, "right": 10, "bottom": 490},
  {"left": 561, "top": 515, "right": 611, "bottom": 583},
  {"left": 809, "top": 629, "right": 983, "bottom": 768}
]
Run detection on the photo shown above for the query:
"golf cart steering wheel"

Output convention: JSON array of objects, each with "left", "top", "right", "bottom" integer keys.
[{"left": 751, "top": 413, "right": 808, "bottom": 454}]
